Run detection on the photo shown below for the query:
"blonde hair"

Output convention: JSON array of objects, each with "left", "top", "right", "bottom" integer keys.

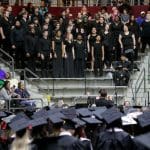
[{"left": 11, "top": 130, "right": 32, "bottom": 150}]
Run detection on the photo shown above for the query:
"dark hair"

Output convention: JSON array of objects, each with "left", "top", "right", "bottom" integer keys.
[
  {"left": 99, "top": 89, "right": 107, "bottom": 97},
  {"left": 101, "top": 6, "right": 107, "bottom": 11},
  {"left": 16, "top": 129, "right": 27, "bottom": 138}
]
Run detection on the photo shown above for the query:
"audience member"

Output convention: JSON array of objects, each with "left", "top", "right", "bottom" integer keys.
[{"left": 95, "top": 89, "right": 114, "bottom": 108}]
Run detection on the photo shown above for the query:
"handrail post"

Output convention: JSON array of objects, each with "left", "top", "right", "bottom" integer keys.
[
  {"left": 84, "top": 70, "right": 87, "bottom": 95},
  {"left": 52, "top": 78, "right": 55, "bottom": 96},
  {"left": 148, "top": 91, "right": 150, "bottom": 106},
  {"left": 24, "top": 69, "right": 27, "bottom": 88},
  {"left": 12, "top": 59, "right": 15, "bottom": 78},
  {"left": 144, "top": 68, "right": 146, "bottom": 92},
  {"left": 135, "top": 84, "right": 136, "bottom": 104}
]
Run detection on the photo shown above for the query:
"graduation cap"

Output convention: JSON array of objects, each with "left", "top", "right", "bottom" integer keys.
[
  {"left": 127, "top": 111, "right": 143, "bottom": 119},
  {"left": 48, "top": 115, "right": 63, "bottom": 125},
  {"left": 124, "top": 107, "right": 139, "bottom": 114},
  {"left": 92, "top": 107, "right": 107, "bottom": 120},
  {"left": 48, "top": 108, "right": 62, "bottom": 114},
  {"left": 9, "top": 118, "right": 30, "bottom": 132},
  {"left": 32, "top": 109, "right": 49, "bottom": 119},
  {"left": 62, "top": 119, "right": 76, "bottom": 130},
  {"left": 72, "top": 118, "right": 86, "bottom": 128},
  {"left": 29, "top": 117, "right": 47, "bottom": 128},
  {"left": 134, "top": 132, "right": 150, "bottom": 149},
  {"left": 2, "top": 115, "right": 16, "bottom": 123},
  {"left": 11, "top": 112, "right": 29, "bottom": 122},
  {"left": 24, "top": 105, "right": 36, "bottom": 113},
  {"left": 101, "top": 107, "right": 123, "bottom": 124},
  {"left": 61, "top": 108, "right": 77, "bottom": 119},
  {"left": 137, "top": 111, "right": 150, "bottom": 128},
  {"left": 76, "top": 108, "right": 92, "bottom": 117},
  {"left": 121, "top": 115, "right": 137, "bottom": 126},
  {"left": 81, "top": 116, "right": 102, "bottom": 125},
  {"left": 0, "top": 111, "right": 7, "bottom": 118},
  {"left": 0, "top": 80, "right": 5, "bottom": 89},
  {"left": 47, "top": 109, "right": 68, "bottom": 124}
]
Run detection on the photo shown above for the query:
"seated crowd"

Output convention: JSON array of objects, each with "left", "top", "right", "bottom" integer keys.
[
  {"left": 0, "top": 70, "right": 33, "bottom": 109},
  {"left": 0, "top": 4, "right": 149, "bottom": 82}
]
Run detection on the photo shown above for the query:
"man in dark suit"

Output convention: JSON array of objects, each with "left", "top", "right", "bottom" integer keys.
[{"left": 95, "top": 89, "right": 114, "bottom": 108}]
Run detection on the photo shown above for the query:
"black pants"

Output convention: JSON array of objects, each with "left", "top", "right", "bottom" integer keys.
[
  {"left": 141, "top": 37, "right": 150, "bottom": 53},
  {"left": 41, "top": 52, "right": 51, "bottom": 77},
  {"left": 26, "top": 53, "right": 36, "bottom": 73},
  {"left": 53, "top": 57, "right": 63, "bottom": 78},
  {"left": 2, "top": 38, "right": 11, "bottom": 55},
  {"left": 14, "top": 42, "right": 25, "bottom": 68}
]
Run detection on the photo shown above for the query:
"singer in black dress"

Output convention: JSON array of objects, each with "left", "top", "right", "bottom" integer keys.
[
  {"left": 74, "top": 34, "right": 86, "bottom": 78},
  {"left": 52, "top": 30, "right": 63, "bottom": 78},
  {"left": 63, "top": 33, "right": 75, "bottom": 78},
  {"left": 87, "top": 27, "right": 97, "bottom": 70},
  {"left": 92, "top": 35, "right": 104, "bottom": 77}
]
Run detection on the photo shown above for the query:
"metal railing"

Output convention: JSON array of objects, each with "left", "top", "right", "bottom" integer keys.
[
  {"left": 134, "top": 67, "right": 146, "bottom": 104},
  {"left": 28, "top": 76, "right": 114, "bottom": 96},
  {"left": 24, "top": 68, "right": 40, "bottom": 87},
  {"left": 148, "top": 52, "right": 150, "bottom": 84},
  {"left": 147, "top": 91, "right": 150, "bottom": 106},
  {"left": 23, "top": 67, "right": 50, "bottom": 93},
  {"left": 9, "top": 0, "right": 149, "bottom": 6},
  {"left": 0, "top": 48, "right": 15, "bottom": 78},
  {"left": 8, "top": 97, "right": 44, "bottom": 110},
  {"left": 0, "top": 97, "right": 44, "bottom": 111}
]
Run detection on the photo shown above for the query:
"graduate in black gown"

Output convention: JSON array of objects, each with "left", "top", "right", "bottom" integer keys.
[
  {"left": 63, "top": 33, "right": 75, "bottom": 78},
  {"left": 58, "top": 119, "right": 85, "bottom": 150},
  {"left": 52, "top": 30, "right": 63, "bottom": 78},
  {"left": 39, "top": 30, "right": 52, "bottom": 77},
  {"left": 95, "top": 107, "right": 135, "bottom": 150},
  {"left": 92, "top": 35, "right": 104, "bottom": 77},
  {"left": 74, "top": 34, "right": 86, "bottom": 78}
]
